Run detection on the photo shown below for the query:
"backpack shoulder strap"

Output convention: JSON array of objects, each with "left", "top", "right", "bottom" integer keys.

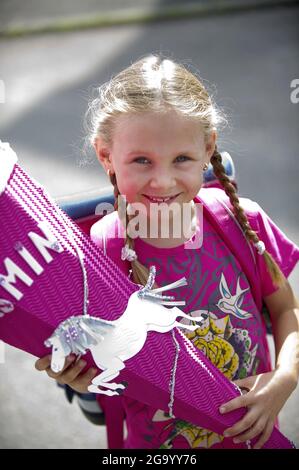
[{"left": 196, "top": 188, "right": 262, "bottom": 311}]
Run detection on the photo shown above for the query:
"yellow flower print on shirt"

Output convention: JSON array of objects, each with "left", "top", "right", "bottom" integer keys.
[{"left": 185, "top": 312, "right": 239, "bottom": 379}]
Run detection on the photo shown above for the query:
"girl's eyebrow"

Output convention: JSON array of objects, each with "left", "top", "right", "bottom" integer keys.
[
  {"left": 127, "top": 151, "right": 149, "bottom": 156},
  {"left": 127, "top": 150, "right": 192, "bottom": 157}
]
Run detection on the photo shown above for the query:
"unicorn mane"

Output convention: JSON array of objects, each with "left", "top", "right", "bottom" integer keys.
[{"left": 45, "top": 315, "right": 114, "bottom": 356}]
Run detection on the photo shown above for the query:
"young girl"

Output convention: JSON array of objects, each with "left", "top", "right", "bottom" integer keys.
[{"left": 36, "top": 54, "right": 299, "bottom": 449}]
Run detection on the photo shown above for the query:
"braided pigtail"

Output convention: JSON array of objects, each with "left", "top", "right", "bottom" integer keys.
[
  {"left": 108, "top": 171, "right": 157, "bottom": 287},
  {"left": 109, "top": 171, "right": 120, "bottom": 210},
  {"left": 124, "top": 221, "right": 159, "bottom": 287},
  {"left": 210, "top": 146, "right": 285, "bottom": 288}
]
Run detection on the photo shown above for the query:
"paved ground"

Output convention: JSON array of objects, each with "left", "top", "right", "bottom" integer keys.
[
  {"left": 0, "top": 1, "right": 293, "bottom": 34},
  {"left": 0, "top": 3, "right": 298, "bottom": 448}
]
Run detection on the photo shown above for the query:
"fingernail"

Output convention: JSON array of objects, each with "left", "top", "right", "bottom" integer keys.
[
  {"left": 219, "top": 406, "right": 225, "bottom": 414},
  {"left": 79, "top": 360, "right": 87, "bottom": 367},
  {"left": 223, "top": 431, "right": 229, "bottom": 437}
]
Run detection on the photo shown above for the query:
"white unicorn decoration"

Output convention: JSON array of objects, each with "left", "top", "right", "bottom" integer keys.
[{"left": 45, "top": 266, "right": 203, "bottom": 396}]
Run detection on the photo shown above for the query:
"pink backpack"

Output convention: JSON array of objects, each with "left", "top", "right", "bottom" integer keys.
[{"left": 197, "top": 188, "right": 263, "bottom": 312}]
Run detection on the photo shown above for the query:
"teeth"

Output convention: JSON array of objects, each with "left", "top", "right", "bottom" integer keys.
[
  {"left": 148, "top": 196, "right": 171, "bottom": 202},
  {"left": 146, "top": 195, "right": 176, "bottom": 202}
]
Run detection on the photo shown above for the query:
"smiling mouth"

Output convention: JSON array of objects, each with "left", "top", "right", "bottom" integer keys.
[{"left": 143, "top": 194, "right": 181, "bottom": 203}]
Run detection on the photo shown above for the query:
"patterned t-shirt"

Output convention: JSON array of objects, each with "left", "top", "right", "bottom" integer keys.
[{"left": 90, "top": 194, "right": 299, "bottom": 449}]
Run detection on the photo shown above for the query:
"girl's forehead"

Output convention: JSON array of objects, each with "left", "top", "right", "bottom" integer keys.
[
  {"left": 115, "top": 110, "right": 199, "bottom": 128},
  {"left": 113, "top": 112, "right": 205, "bottom": 145}
]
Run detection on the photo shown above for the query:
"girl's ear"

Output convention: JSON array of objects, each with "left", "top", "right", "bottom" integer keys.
[
  {"left": 205, "top": 131, "right": 217, "bottom": 161},
  {"left": 93, "top": 137, "right": 114, "bottom": 174}
]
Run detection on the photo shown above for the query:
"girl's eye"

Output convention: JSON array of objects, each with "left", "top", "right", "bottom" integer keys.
[
  {"left": 133, "top": 155, "right": 191, "bottom": 164},
  {"left": 175, "top": 155, "right": 191, "bottom": 163},
  {"left": 133, "top": 157, "right": 150, "bottom": 164}
]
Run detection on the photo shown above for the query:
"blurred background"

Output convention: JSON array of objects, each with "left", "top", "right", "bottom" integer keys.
[{"left": 0, "top": 0, "right": 298, "bottom": 449}]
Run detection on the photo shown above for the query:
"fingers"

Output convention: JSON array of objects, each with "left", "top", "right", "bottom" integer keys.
[
  {"left": 233, "top": 376, "right": 256, "bottom": 390},
  {"left": 219, "top": 393, "right": 249, "bottom": 415},
  {"left": 35, "top": 353, "right": 99, "bottom": 394},
  {"left": 228, "top": 418, "right": 267, "bottom": 444},
  {"left": 66, "top": 367, "right": 99, "bottom": 394},
  {"left": 35, "top": 354, "right": 52, "bottom": 371},
  {"left": 35, "top": 353, "right": 76, "bottom": 375},
  {"left": 223, "top": 408, "right": 256, "bottom": 440},
  {"left": 252, "top": 420, "right": 275, "bottom": 449},
  {"left": 46, "top": 358, "right": 86, "bottom": 382}
]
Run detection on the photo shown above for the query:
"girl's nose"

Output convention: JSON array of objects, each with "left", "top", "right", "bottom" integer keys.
[{"left": 149, "top": 170, "right": 176, "bottom": 190}]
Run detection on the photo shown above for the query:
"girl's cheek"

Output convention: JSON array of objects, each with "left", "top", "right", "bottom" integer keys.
[
  {"left": 192, "top": 175, "right": 204, "bottom": 192},
  {"left": 117, "top": 184, "right": 140, "bottom": 203}
]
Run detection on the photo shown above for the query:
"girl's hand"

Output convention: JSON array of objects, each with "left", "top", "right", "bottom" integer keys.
[
  {"left": 220, "top": 370, "right": 296, "bottom": 449},
  {"left": 35, "top": 354, "right": 98, "bottom": 394}
]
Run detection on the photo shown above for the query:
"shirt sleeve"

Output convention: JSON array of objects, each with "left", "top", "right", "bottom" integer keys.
[
  {"left": 90, "top": 213, "right": 129, "bottom": 277},
  {"left": 252, "top": 204, "right": 299, "bottom": 297}
]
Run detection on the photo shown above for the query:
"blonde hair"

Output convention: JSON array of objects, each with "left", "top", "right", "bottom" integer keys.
[{"left": 85, "top": 54, "right": 285, "bottom": 289}]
